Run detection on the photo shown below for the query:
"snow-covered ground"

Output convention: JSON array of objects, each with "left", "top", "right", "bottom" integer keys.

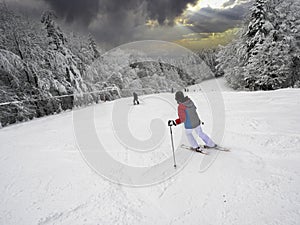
[{"left": 1, "top": 79, "right": 300, "bottom": 225}]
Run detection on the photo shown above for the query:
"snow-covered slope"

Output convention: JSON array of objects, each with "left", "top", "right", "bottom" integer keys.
[
  {"left": 1, "top": 84, "right": 300, "bottom": 225},
  {"left": 188, "top": 77, "right": 234, "bottom": 92}
]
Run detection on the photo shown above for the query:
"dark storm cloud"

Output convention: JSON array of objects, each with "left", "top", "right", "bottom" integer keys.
[
  {"left": 187, "top": 2, "right": 251, "bottom": 33},
  {"left": 42, "top": 0, "right": 100, "bottom": 25},
  {"left": 5, "top": 0, "right": 252, "bottom": 46},
  {"left": 89, "top": 4, "right": 147, "bottom": 46},
  {"left": 41, "top": 0, "right": 198, "bottom": 25},
  {"left": 39, "top": 0, "right": 251, "bottom": 44},
  {"left": 145, "top": 0, "right": 198, "bottom": 25},
  {"left": 38, "top": 0, "right": 199, "bottom": 45}
]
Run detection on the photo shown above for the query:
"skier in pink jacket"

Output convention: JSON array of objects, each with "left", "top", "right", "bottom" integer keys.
[{"left": 168, "top": 91, "right": 216, "bottom": 151}]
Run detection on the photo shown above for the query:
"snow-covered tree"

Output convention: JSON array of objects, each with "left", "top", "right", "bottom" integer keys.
[
  {"left": 0, "top": 7, "right": 106, "bottom": 126},
  {"left": 217, "top": 0, "right": 300, "bottom": 90},
  {"left": 197, "top": 48, "right": 222, "bottom": 77},
  {"left": 244, "top": 36, "right": 292, "bottom": 90},
  {"left": 245, "top": 0, "right": 271, "bottom": 54},
  {"left": 88, "top": 34, "right": 100, "bottom": 60},
  {"left": 0, "top": 3, "right": 45, "bottom": 61},
  {"left": 41, "top": 11, "right": 67, "bottom": 51}
]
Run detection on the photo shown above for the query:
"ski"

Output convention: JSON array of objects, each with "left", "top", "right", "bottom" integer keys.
[
  {"left": 203, "top": 145, "right": 230, "bottom": 152},
  {"left": 180, "top": 144, "right": 209, "bottom": 155}
]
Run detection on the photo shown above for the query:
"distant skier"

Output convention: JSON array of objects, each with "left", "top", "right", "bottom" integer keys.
[
  {"left": 133, "top": 92, "right": 139, "bottom": 105},
  {"left": 168, "top": 91, "right": 216, "bottom": 151}
]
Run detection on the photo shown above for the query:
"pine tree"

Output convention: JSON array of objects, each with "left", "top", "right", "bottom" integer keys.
[
  {"left": 88, "top": 34, "right": 100, "bottom": 60},
  {"left": 41, "top": 11, "right": 67, "bottom": 50},
  {"left": 245, "top": 0, "right": 269, "bottom": 54},
  {"left": 274, "top": 0, "right": 300, "bottom": 87}
]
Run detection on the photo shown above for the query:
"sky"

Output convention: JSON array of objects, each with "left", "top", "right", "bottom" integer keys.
[{"left": 5, "top": 0, "right": 252, "bottom": 50}]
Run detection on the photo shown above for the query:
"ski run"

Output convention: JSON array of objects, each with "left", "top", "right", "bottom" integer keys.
[{"left": 1, "top": 79, "right": 300, "bottom": 225}]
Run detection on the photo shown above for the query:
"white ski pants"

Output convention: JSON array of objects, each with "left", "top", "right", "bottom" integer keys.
[{"left": 185, "top": 125, "right": 215, "bottom": 148}]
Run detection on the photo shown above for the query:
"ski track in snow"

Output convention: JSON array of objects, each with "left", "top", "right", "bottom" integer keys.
[{"left": 1, "top": 80, "right": 300, "bottom": 225}]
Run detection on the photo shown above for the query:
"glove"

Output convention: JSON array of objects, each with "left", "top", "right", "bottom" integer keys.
[{"left": 168, "top": 120, "right": 176, "bottom": 126}]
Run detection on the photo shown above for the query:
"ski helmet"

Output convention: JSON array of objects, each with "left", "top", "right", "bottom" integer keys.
[{"left": 175, "top": 91, "right": 184, "bottom": 103}]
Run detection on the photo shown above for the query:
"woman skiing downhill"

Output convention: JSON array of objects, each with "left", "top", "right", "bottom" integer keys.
[{"left": 168, "top": 91, "right": 216, "bottom": 151}]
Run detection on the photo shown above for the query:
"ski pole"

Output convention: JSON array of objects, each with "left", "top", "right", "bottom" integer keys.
[{"left": 169, "top": 125, "right": 177, "bottom": 168}]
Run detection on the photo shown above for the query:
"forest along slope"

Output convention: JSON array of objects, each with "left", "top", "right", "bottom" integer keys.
[{"left": 0, "top": 85, "right": 300, "bottom": 225}]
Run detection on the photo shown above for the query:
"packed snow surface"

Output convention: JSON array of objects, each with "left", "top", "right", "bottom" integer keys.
[{"left": 1, "top": 80, "right": 300, "bottom": 225}]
